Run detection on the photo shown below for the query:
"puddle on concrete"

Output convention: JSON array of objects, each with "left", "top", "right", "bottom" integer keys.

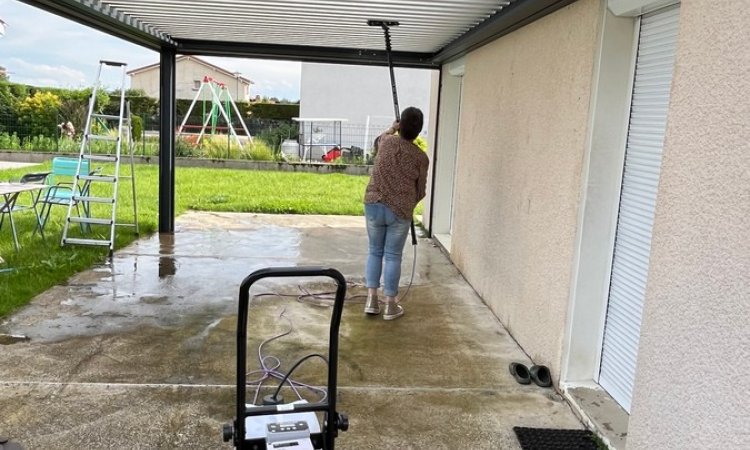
[{"left": 0, "top": 223, "right": 331, "bottom": 343}]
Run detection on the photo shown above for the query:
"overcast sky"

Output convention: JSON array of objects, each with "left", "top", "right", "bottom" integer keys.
[{"left": 0, "top": 0, "right": 301, "bottom": 100}]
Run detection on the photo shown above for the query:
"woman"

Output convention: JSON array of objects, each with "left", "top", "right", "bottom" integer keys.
[{"left": 363, "top": 107, "right": 429, "bottom": 320}]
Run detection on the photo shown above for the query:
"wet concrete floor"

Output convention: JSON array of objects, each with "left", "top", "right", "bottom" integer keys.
[{"left": 0, "top": 212, "right": 583, "bottom": 449}]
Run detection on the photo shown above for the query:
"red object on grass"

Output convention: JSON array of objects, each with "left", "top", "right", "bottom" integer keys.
[{"left": 322, "top": 147, "right": 342, "bottom": 162}]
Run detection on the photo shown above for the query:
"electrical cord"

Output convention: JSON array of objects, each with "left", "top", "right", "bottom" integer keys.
[
  {"left": 246, "top": 308, "right": 329, "bottom": 405},
  {"left": 255, "top": 237, "right": 419, "bottom": 305},
  {"left": 270, "top": 353, "right": 328, "bottom": 404},
  {"left": 247, "top": 242, "right": 419, "bottom": 405}
]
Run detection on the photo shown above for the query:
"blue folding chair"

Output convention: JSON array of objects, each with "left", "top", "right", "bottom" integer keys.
[{"left": 38, "top": 157, "right": 99, "bottom": 232}]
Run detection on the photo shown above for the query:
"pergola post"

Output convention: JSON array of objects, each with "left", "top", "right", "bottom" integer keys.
[{"left": 158, "top": 46, "right": 176, "bottom": 233}]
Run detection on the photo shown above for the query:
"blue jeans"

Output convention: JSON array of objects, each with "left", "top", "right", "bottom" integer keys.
[{"left": 365, "top": 202, "right": 411, "bottom": 297}]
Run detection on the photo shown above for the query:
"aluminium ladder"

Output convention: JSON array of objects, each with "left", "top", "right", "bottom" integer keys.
[{"left": 61, "top": 60, "right": 139, "bottom": 254}]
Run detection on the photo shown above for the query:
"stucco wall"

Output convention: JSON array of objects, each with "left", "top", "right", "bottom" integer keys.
[
  {"left": 449, "top": 0, "right": 602, "bottom": 376},
  {"left": 627, "top": 1, "right": 750, "bottom": 448}
]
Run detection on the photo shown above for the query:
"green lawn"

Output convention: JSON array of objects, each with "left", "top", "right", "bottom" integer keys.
[{"left": 0, "top": 162, "right": 369, "bottom": 318}]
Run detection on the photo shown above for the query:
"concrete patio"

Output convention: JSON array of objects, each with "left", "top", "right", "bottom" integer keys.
[{"left": 0, "top": 212, "right": 584, "bottom": 449}]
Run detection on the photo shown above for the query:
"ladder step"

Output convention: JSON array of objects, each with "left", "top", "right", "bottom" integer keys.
[
  {"left": 87, "top": 134, "right": 119, "bottom": 142},
  {"left": 83, "top": 154, "right": 118, "bottom": 162},
  {"left": 74, "top": 195, "right": 115, "bottom": 204},
  {"left": 79, "top": 175, "right": 117, "bottom": 183},
  {"left": 63, "top": 238, "right": 111, "bottom": 247},
  {"left": 92, "top": 114, "right": 121, "bottom": 121},
  {"left": 68, "top": 217, "right": 113, "bottom": 225}
]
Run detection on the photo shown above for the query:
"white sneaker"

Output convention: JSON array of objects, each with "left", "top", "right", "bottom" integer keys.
[
  {"left": 382, "top": 302, "right": 404, "bottom": 321},
  {"left": 364, "top": 294, "right": 380, "bottom": 315}
]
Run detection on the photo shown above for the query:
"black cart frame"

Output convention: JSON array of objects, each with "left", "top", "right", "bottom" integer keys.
[{"left": 227, "top": 266, "right": 348, "bottom": 450}]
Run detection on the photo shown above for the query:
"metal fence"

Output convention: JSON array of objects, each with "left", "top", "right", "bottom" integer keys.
[{"left": 0, "top": 111, "right": 388, "bottom": 163}]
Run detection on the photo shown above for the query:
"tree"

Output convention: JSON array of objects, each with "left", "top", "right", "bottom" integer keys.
[
  {"left": 0, "top": 80, "right": 28, "bottom": 133},
  {"left": 18, "top": 91, "right": 61, "bottom": 138}
]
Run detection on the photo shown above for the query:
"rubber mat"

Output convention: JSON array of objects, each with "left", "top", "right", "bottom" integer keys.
[{"left": 513, "top": 427, "right": 600, "bottom": 450}]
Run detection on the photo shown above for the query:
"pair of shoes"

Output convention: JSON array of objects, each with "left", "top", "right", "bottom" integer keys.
[
  {"left": 364, "top": 294, "right": 380, "bottom": 315},
  {"left": 382, "top": 302, "right": 404, "bottom": 321},
  {"left": 509, "top": 362, "right": 552, "bottom": 387}
]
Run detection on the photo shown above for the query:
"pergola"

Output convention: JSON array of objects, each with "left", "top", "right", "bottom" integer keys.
[{"left": 20, "top": 0, "right": 574, "bottom": 233}]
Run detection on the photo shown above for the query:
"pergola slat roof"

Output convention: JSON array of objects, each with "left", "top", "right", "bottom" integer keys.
[
  {"left": 21, "top": 0, "right": 575, "bottom": 67},
  {"left": 17, "top": 0, "right": 576, "bottom": 232}
]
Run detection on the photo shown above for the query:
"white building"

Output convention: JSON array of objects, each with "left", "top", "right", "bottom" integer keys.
[
  {"left": 299, "top": 62, "right": 435, "bottom": 152},
  {"left": 127, "top": 55, "right": 253, "bottom": 101}
]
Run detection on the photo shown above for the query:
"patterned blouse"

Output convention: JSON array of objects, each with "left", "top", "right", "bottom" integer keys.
[{"left": 364, "top": 133, "right": 430, "bottom": 220}]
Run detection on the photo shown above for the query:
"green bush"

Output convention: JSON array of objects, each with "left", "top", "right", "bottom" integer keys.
[
  {"left": 0, "top": 132, "right": 21, "bottom": 150},
  {"left": 18, "top": 91, "right": 61, "bottom": 138},
  {"left": 175, "top": 137, "right": 197, "bottom": 157},
  {"left": 131, "top": 115, "right": 143, "bottom": 141},
  {"left": 247, "top": 103, "right": 299, "bottom": 120},
  {"left": 21, "top": 135, "right": 56, "bottom": 152},
  {"left": 245, "top": 140, "right": 274, "bottom": 161},
  {"left": 199, "top": 134, "right": 239, "bottom": 159},
  {"left": 257, "top": 122, "right": 298, "bottom": 154}
]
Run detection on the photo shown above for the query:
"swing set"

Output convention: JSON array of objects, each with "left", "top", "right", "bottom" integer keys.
[{"left": 177, "top": 75, "right": 253, "bottom": 149}]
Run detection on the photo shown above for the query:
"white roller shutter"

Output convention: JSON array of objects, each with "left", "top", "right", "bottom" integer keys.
[{"left": 599, "top": 4, "right": 680, "bottom": 413}]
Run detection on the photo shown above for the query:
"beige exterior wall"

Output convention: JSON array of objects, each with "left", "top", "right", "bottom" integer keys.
[
  {"left": 627, "top": 1, "right": 750, "bottom": 448},
  {"left": 130, "top": 58, "right": 250, "bottom": 101},
  {"left": 449, "top": 0, "right": 602, "bottom": 376},
  {"left": 130, "top": 69, "right": 161, "bottom": 99}
]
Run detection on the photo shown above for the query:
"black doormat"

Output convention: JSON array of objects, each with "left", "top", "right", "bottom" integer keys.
[{"left": 513, "top": 427, "right": 600, "bottom": 450}]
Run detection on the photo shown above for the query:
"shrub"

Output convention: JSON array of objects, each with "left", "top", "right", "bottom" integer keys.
[
  {"left": 18, "top": 91, "right": 61, "bottom": 138},
  {"left": 247, "top": 103, "right": 299, "bottom": 120},
  {"left": 0, "top": 132, "right": 21, "bottom": 150},
  {"left": 244, "top": 140, "right": 274, "bottom": 161},
  {"left": 199, "top": 134, "right": 240, "bottom": 159},
  {"left": 175, "top": 137, "right": 197, "bottom": 157},
  {"left": 21, "top": 135, "right": 57, "bottom": 152},
  {"left": 256, "top": 121, "right": 298, "bottom": 154},
  {"left": 131, "top": 115, "right": 143, "bottom": 141}
]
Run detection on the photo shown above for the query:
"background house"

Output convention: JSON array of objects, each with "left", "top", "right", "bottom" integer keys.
[
  {"left": 127, "top": 55, "right": 252, "bottom": 101},
  {"left": 299, "top": 63, "right": 435, "bottom": 153}
]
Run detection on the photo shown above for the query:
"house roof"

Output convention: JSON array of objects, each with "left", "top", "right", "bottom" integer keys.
[
  {"left": 127, "top": 55, "right": 254, "bottom": 84},
  {"left": 19, "top": 0, "right": 575, "bottom": 67}
]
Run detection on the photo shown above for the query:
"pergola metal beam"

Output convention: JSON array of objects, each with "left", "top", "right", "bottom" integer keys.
[
  {"left": 434, "top": 0, "right": 578, "bottom": 63},
  {"left": 158, "top": 48, "right": 177, "bottom": 233},
  {"left": 17, "top": 0, "right": 174, "bottom": 51},
  {"left": 176, "top": 39, "right": 438, "bottom": 69}
]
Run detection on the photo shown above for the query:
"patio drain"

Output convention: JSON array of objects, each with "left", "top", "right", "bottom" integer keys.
[{"left": 513, "top": 426, "right": 601, "bottom": 449}]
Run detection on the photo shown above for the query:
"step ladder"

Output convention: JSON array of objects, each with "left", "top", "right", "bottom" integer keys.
[{"left": 61, "top": 60, "right": 139, "bottom": 255}]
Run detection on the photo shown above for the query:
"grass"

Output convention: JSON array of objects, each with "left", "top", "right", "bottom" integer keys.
[{"left": 0, "top": 162, "right": 369, "bottom": 318}]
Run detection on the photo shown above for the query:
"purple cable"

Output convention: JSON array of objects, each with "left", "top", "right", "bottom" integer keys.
[{"left": 245, "top": 306, "right": 328, "bottom": 405}]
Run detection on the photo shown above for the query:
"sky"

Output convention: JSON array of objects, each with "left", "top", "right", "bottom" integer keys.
[{"left": 0, "top": 0, "right": 301, "bottom": 100}]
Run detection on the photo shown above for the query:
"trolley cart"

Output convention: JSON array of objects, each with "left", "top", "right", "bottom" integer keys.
[{"left": 222, "top": 267, "right": 350, "bottom": 450}]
